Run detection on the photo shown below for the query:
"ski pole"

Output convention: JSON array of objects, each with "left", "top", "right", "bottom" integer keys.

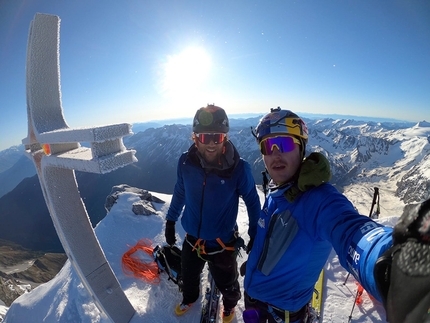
[
  {"left": 348, "top": 285, "right": 364, "bottom": 322},
  {"left": 348, "top": 288, "right": 360, "bottom": 322},
  {"left": 343, "top": 272, "right": 350, "bottom": 285}
]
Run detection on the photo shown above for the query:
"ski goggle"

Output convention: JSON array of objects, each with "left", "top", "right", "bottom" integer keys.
[
  {"left": 259, "top": 135, "right": 301, "bottom": 155},
  {"left": 195, "top": 133, "right": 226, "bottom": 144}
]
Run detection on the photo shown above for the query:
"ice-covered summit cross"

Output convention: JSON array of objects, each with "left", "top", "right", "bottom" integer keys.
[{"left": 22, "top": 13, "right": 137, "bottom": 323}]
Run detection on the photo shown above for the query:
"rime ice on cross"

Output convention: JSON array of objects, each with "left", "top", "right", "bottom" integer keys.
[{"left": 22, "top": 13, "right": 137, "bottom": 323}]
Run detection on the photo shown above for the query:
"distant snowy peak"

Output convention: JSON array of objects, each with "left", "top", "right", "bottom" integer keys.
[
  {"left": 415, "top": 120, "right": 430, "bottom": 128},
  {"left": 401, "top": 122, "right": 430, "bottom": 138},
  {"left": 0, "top": 145, "right": 25, "bottom": 173}
]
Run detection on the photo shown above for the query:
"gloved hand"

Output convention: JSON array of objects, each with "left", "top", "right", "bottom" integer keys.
[
  {"left": 374, "top": 198, "right": 430, "bottom": 323},
  {"left": 165, "top": 220, "right": 176, "bottom": 246},
  {"left": 240, "top": 261, "right": 247, "bottom": 277},
  {"left": 239, "top": 237, "right": 255, "bottom": 277}
]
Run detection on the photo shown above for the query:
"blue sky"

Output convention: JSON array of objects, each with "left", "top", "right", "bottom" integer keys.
[{"left": 1, "top": 1, "right": 429, "bottom": 151}]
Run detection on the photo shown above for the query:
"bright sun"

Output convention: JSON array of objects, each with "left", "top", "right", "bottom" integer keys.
[{"left": 162, "top": 47, "right": 212, "bottom": 96}]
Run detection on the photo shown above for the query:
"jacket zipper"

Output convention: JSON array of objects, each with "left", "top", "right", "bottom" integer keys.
[{"left": 197, "top": 172, "right": 207, "bottom": 238}]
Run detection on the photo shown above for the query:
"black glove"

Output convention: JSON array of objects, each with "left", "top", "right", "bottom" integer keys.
[
  {"left": 374, "top": 198, "right": 430, "bottom": 323},
  {"left": 240, "top": 261, "right": 247, "bottom": 276},
  {"left": 165, "top": 220, "right": 176, "bottom": 246},
  {"left": 246, "top": 237, "right": 254, "bottom": 254}
]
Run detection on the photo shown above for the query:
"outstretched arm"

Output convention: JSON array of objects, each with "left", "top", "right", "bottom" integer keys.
[{"left": 374, "top": 198, "right": 430, "bottom": 323}]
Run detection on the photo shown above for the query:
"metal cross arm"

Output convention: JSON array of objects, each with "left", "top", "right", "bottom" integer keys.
[{"left": 24, "top": 123, "right": 137, "bottom": 174}]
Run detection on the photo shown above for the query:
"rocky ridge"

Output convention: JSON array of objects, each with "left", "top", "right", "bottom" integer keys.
[{"left": 0, "top": 240, "right": 67, "bottom": 306}]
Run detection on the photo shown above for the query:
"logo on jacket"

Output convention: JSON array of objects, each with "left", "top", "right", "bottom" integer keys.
[
  {"left": 360, "top": 221, "right": 378, "bottom": 235},
  {"left": 279, "top": 217, "right": 289, "bottom": 227},
  {"left": 277, "top": 209, "right": 292, "bottom": 227},
  {"left": 258, "top": 218, "right": 265, "bottom": 229},
  {"left": 220, "top": 180, "right": 225, "bottom": 185}
]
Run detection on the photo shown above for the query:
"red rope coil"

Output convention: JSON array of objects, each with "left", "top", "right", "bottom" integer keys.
[{"left": 121, "top": 238, "right": 160, "bottom": 284}]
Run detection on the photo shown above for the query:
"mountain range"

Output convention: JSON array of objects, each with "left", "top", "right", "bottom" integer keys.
[{"left": 0, "top": 115, "right": 429, "bottom": 253}]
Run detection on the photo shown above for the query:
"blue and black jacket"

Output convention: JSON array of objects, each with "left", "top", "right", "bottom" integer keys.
[
  {"left": 244, "top": 153, "right": 393, "bottom": 312},
  {"left": 166, "top": 141, "right": 261, "bottom": 246}
]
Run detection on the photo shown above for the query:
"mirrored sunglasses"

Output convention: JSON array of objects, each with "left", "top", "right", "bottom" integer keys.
[
  {"left": 259, "top": 136, "right": 300, "bottom": 155},
  {"left": 196, "top": 133, "right": 226, "bottom": 144}
]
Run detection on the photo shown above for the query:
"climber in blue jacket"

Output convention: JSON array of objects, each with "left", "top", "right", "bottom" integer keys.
[
  {"left": 165, "top": 104, "right": 261, "bottom": 323},
  {"left": 242, "top": 107, "right": 430, "bottom": 323}
]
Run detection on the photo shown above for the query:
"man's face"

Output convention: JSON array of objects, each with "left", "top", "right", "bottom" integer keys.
[
  {"left": 195, "top": 133, "right": 225, "bottom": 164},
  {"left": 262, "top": 137, "right": 302, "bottom": 185}
]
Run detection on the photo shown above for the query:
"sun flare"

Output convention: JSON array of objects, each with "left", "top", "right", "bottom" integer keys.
[{"left": 162, "top": 47, "right": 212, "bottom": 96}]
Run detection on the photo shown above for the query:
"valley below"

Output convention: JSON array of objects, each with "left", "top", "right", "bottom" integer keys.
[{"left": 0, "top": 240, "right": 67, "bottom": 306}]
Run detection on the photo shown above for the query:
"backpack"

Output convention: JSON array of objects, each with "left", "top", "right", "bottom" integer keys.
[{"left": 153, "top": 245, "right": 182, "bottom": 288}]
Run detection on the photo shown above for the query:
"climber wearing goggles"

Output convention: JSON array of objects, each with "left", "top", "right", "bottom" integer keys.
[{"left": 165, "top": 105, "right": 261, "bottom": 323}]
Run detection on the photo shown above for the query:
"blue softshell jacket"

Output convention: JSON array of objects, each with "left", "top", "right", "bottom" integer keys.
[
  {"left": 166, "top": 142, "right": 261, "bottom": 245},
  {"left": 244, "top": 183, "right": 393, "bottom": 312}
]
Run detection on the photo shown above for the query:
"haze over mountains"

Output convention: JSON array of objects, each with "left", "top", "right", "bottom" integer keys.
[{"left": 0, "top": 114, "right": 429, "bottom": 254}]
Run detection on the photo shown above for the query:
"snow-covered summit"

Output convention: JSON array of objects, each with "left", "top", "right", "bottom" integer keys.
[{"left": 2, "top": 187, "right": 400, "bottom": 323}]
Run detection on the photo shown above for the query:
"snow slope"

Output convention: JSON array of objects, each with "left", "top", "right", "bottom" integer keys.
[{"left": 2, "top": 189, "right": 399, "bottom": 323}]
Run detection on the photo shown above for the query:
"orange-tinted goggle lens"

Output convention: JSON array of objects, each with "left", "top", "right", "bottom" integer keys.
[{"left": 196, "top": 133, "right": 226, "bottom": 144}]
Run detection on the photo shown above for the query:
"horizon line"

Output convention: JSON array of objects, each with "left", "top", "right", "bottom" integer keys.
[{"left": 140, "top": 111, "right": 418, "bottom": 126}]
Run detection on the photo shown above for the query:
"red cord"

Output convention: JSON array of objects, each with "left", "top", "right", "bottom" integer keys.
[{"left": 121, "top": 238, "right": 160, "bottom": 284}]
